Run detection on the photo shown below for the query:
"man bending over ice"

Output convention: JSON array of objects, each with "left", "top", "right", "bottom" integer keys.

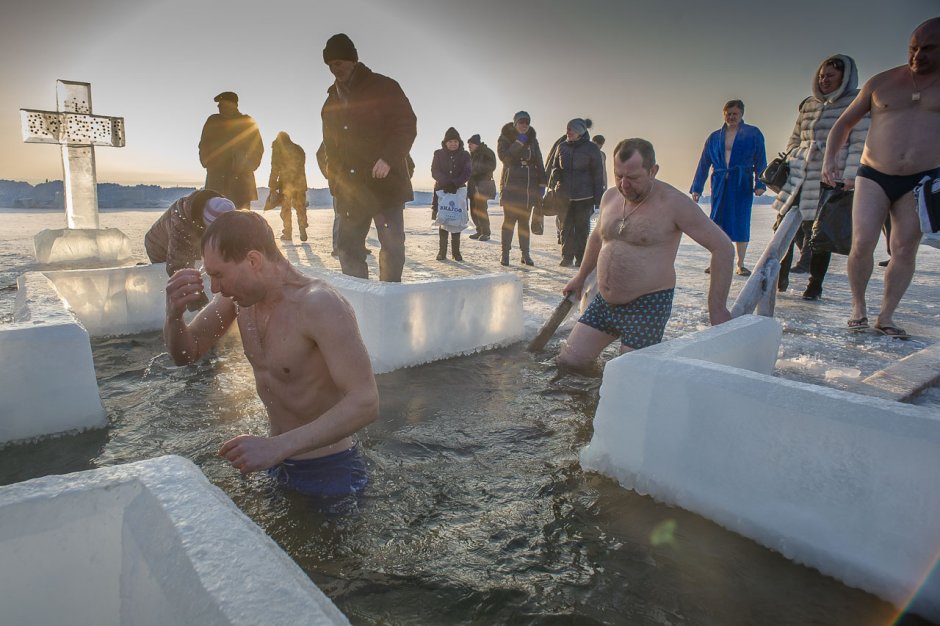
[
  {"left": 163, "top": 210, "right": 378, "bottom": 501},
  {"left": 558, "top": 138, "right": 734, "bottom": 373}
]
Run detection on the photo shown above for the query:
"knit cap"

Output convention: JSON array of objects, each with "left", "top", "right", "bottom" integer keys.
[
  {"left": 443, "top": 127, "right": 461, "bottom": 142},
  {"left": 323, "top": 34, "right": 358, "bottom": 64},
  {"left": 513, "top": 111, "right": 530, "bottom": 124},
  {"left": 467, "top": 134, "right": 481, "bottom": 145},
  {"left": 567, "top": 118, "right": 592, "bottom": 136},
  {"left": 202, "top": 197, "right": 236, "bottom": 226}
]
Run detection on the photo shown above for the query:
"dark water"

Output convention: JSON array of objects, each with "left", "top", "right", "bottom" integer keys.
[{"left": 0, "top": 332, "right": 929, "bottom": 626}]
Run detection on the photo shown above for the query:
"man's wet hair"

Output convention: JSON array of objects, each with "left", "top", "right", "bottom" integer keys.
[
  {"left": 723, "top": 99, "right": 745, "bottom": 112},
  {"left": 613, "top": 138, "right": 656, "bottom": 171},
  {"left": 202, "top": 210, "right": 285, "bottom": 263}
]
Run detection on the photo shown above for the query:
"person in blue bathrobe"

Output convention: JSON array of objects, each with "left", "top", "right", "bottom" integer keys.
[{"left": 690, "top": 100, "right": 767, "bottom": 275}]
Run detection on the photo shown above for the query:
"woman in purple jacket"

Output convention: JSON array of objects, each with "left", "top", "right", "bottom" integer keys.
[{"left": 431, "top": 127, "right": 472, "bottom": 261}]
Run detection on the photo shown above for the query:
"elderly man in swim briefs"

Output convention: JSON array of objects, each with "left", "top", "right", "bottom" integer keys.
[
  {"left": 822, "top": 17, "right": 940, "bottom": 339},
  {"left": 163, "top": 210, "right": 379, "bottom": 501},
  {"left": 558, "top": 138, "right": 734, "bottom": 372}
]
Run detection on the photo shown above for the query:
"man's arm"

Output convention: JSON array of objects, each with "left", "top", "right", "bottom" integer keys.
[
  {"left": 673, "top": 195, "right": 734, "bottom": 324},
  {"left": 690, "top": 137, "right": 713, "bottom": 201},
  {"left": 753, "top": 129, "right": 767, "bottom": 196},
  {"left": 219, "top": 288, "right": 379, "bottom": 472},
  {"left": 563, "top": 189, "right": 612, "bottom": 297},
  {"left": 164, "top": 268, "right": 237, "bottom": 364},
  {"left": 822, "top": 79, "right": 874, "bottom": 186},
  {"left": 376, "top": 79, "right": 417, "bottom": 179}
]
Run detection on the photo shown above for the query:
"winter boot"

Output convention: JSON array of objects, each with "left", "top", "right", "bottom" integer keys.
[
  {"left": 500, "top": 238, "right": 511, "bottom": 266},
  {"left": 520, "top": 236, "right": 534, "bottom": 266},
  {"left": 437, "top": 229, "right": 448, "bottom": 261},
  {"left": 451, "top": 234, "right": 463, "bottom": 262}
]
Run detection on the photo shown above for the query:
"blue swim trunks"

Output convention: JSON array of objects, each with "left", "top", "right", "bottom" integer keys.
[
  {"left": 579, "top": 288, "right": 674, "bottom": 349},
  {"left": 267, "top": 444, "right": 369, "bottom": 498}
]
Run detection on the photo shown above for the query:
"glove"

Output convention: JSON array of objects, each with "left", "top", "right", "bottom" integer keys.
[
  {"left": 517, "top": 133, "right": 528, "bottom": 144},
  {"left": 443, "top": 183, "right": 458, "bottom": 194}
]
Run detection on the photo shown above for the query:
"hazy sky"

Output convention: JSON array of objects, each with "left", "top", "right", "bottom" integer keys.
[{"left": 1, "top": 0, "right": 936, "bottom": 192}]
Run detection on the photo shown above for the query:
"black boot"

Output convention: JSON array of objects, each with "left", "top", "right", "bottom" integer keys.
[
  {"left": 801, "top": 281, "right": 822, "bottom": 300},
  {"left": 500, "top": 239, "right": 510, "bottom": 266},
  {"left": 451, "top": 233, "right": 462, "bottom": 261},
  {"left": 802, "top": 250, "right": 830, "bottom": 300},
  {"left": 437, "top": 229, "right": 447, "bottom": 261},
  {"left": 520, "top": 232, "right": 534, "bottom": 265}
]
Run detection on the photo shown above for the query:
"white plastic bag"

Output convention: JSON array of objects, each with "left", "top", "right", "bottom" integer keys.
[{"left": 434, "top": 188, "right": 469, "bottom": 233}]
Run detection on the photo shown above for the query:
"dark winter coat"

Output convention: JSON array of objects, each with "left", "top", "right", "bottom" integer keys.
[
  {"left": 321, "top": 63, "right": 418, "bottom": 217},
  {"left": 497, "top": 122, "right": 546, "bottom": 208},
  {"left": 468, "top": 143, "right": 497, "bottom": 201},
  {"left": 267, "top": 136, "right": 308, "bottom": 208},
  {"left": 198, "top": 112, "right": 263, "bottom": 208},
  {"left": 145, "top": 189, "right": 222, "bottom": 275},
  {"left": 432, "top": 143, "right": 472, "bottom": 192},
  {"left": 431, "top": 140, "right": 472, "bottom": 216},
  {"left": 544, "top": 133, "right": 604, "bottom": 205}
]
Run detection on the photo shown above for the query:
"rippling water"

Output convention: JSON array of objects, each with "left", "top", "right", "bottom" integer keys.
[{"left": 0, "top": 333, "right": 927, "bottom": 625}]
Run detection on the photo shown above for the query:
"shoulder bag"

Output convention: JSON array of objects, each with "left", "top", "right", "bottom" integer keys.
[
  {"left": 759, "top": 147, "right": 794, "bottom": 194},
  {"left": 810, "top": 183, "right": 853, "bottom": 255}
]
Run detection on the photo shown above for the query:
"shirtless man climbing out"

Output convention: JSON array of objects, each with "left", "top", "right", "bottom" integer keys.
[
  {"left": 164, "top": 210, "right": 378, "bottom": 499},
  {"left": 823, "top": 17, "right": 940, "bottom": 339},
  {"left": 558, "top": 138, "right": 735, "bottom": 372}
]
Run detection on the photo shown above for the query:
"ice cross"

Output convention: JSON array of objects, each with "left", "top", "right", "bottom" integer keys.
[{"left": 20, "top": 80, "right": 126, "bottom": 229}]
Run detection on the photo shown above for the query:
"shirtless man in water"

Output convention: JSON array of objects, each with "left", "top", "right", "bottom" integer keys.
[
  {"left": 822, "top": 17, "right": 940, "bottom": 339},
  {"left": 558, "top": 138, "right": 734, "bottom": 371},
  {"left": 164, "top": 210, "right": 378, "bottom": 498}
]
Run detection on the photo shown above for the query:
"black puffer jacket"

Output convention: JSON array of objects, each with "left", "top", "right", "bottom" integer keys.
[
  {"left": 497, "top": 122, "right": 546, "bottom": 208},
  {"left": 545, "top": 133, "right": 604, "bottom": 205}
]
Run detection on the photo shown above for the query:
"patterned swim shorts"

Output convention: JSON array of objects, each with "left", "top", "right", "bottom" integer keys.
[{"left": 578, "top": 288, "right": 674, "bottom": 349}]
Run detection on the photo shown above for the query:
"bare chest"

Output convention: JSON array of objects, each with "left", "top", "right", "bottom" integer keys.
[
  {"left": 873, "top": 74, "right": 940, "bottom": 114},
  {"left": 724, "top": 130, "right": 737, "bottom": 162},
  {"left": 600, "top": 206, "right": 669, "bottom": 247},
  {"left": 238, "top": 307, "right": 315, "bottom": 382}
]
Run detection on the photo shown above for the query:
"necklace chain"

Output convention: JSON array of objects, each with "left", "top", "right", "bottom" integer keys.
[
  {"left": 911, "top": 68, "right": 939, "bottom": 102},
  {"left": 618, "top": 184, "right": 653, "bottom": 235}
]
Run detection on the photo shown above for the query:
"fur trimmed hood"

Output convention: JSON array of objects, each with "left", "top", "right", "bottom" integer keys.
[
  {"left": 811, "top": 54, "right": 859, "bottom": 104},
  {"left": 500, "top": 122, "right": 539, "bottom": 144}
]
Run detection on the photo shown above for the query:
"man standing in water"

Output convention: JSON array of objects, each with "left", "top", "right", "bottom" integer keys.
[
  {"left": 558, "top": 138, "right": 734, "bottom": 372},
  {"left": 822, "top": 17, "right": 940, "bottom": 338},
  {"left": 163, "top": 210, "right": 378, "bottom": 499}
]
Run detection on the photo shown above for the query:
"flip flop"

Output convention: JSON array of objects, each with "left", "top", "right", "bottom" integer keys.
[
  {"left": 873, "top": 324, "right": 910, "bottom": 339},
  {"left": 847, "top": 317, "right": 869, "bottom": 331}
]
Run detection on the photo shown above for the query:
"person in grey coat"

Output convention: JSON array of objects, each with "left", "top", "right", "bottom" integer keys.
[{"left": 773, "top": 54, "right": 869, "bottom": 299}]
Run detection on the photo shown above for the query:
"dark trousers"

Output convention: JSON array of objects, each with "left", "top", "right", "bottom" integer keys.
[
  {"left": 501, "top": 203, "right": 532, "bottom": 254},
  {"left": 780, "top": 220, "right": 831, "bottom": 290},
  {"left": 561, "top": 198, "right": 594, "bottom": 263},
  {"left": 336, "top": 204, "right": 405, "bottom": 282},
  {"left": 470, "top": 196, "right": 490, "bottom": 237}
]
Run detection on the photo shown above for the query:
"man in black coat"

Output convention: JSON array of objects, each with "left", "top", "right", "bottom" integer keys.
[
  {"left": 467, "top": 134, "right": 497, "bottom": 241},
  {"left": 320, "top": 33, "right": 418, "bottom": 282},
  {"left": 198, "top": 91, "right": 263, "bottom": 210}
]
